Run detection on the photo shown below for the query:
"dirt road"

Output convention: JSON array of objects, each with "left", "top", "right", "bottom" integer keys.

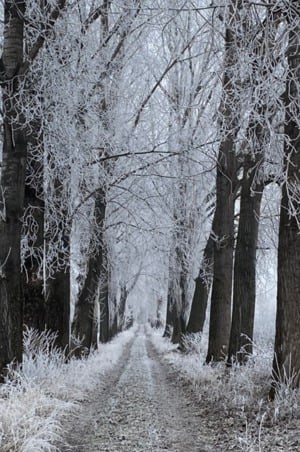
[{"left": 62, "top": 327, "right": 216, "bottom": 451}]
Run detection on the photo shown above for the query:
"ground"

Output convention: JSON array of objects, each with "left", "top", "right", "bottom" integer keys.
[
  {"left": 62, "top": 327, "right": 218, "bottom": 451},
  {"left": 60, "top": 326, "right": 300, "bottom": 452}
]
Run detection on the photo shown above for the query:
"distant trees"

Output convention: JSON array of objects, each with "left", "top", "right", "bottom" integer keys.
[
  {"left": 0, "top": 0, "right": 299, "bottom": 397},
  {"left": 158, "top": 1, "right": 300, "bottom": 395}
]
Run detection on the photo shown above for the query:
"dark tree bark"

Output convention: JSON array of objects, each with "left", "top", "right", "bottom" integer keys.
[
  {"left": 118, "top": 284, "right": 128, "bottom": 333},
  {"left": 227, "top": 2, "right": 282, "bottom": 366},
  {"left": 23, "top": 183, "right": 45, "bottom": 331},
  {"left": 271, "top": 18, "right": 300, "bottom": 394},
  {"left": 206, "top": 10, "right": 238, "bottom": 363},
  {"left": 228, "top": 154, "right": 263, "bottom": 364},
  {"left": 23, "top": 127, "right": 45, "bottom": 331},
  {"left": 174, "top": 267, "right": 188, "bottom": 346},
  {"left": 45, "top": 243, "right": 70, "bottom": 351},
  {"left": 171, "top": 300, "right": 181, "bottom": 344},
  {"left": 154, "top": 297, "right": 163, "bottom": 328},
  {"left": 162, "top": 288, "right": 173, "bottom": 338},
  {"left": 187, "top": 235, "right": 213, "bottom": 334},
  {"left": 0, "top": 0, "right": 68, "bottom": 376},
  {"left": 109, "top": 295, "right": 118, "bottom": 339},
  {"left": 171, "top": 273, "right": 187, "bottom": 345},
  {"left": 0, "top": 1, "right": 26, "bottom": 377},
  {"left": 45, "top": 169, "right": 71, "bottom": 351},
  {"left": 100, "top": 264, "right": 109, "bottom": 343},
  {"left": 206, "top": 159, "right": 235, "bottom": 363},
  {"left": 170, "top": 183, "right": 189, "bottom": 346},
  {"left": 72, "top": 188, "right": 106, "bottom": 352},
  {"left": 100, "top": 284, "right": 110, "bottom": 343}
]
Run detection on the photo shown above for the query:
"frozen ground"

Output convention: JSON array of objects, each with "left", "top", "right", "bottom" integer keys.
[
  {"left": 5, "top": 325, "right": 296, "bottom": 450},
  {"left": 61, "top": 326, "right": 300, "bottom": 452},
  {"left": 62, "top": 326, "right": 218, "bottom": 451}
]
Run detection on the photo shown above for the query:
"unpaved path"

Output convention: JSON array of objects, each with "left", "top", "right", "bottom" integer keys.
[{"left": 62, "top": 327, "right": 216, "bottom": 451}]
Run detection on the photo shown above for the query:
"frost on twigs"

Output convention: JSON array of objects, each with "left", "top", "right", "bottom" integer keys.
[
  {"left": 150, "top": 328, "right": 300, "bottom": 451},
  {"left": 0, "top": 326, "right": 135, "bottom": 451}
]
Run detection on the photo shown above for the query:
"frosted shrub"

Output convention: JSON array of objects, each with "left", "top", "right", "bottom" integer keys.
[
  {"left": 150, "top": 329, "right": 300, "bottom": 451},
  {"left": 0, "top": 328, "right": 73, "bottom": 452},
  {"left": 0, "top": 326, "right": 135, "bottom": 451},
  {"left": 180, "top": 332, "right": 203, "bottom": 354}
]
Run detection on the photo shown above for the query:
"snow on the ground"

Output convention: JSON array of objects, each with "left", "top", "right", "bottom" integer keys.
[
  {"left": 62, "top": 325, "right": 216, "bottom": 451},
  {"left": 150, "top": 328, "right": 300, "bottom": 451},
  {"left": 2, "top": 325, "right": 299, "bottom": 451},
  {"left": 0, "top": 326, "right": 136, "bottom": 451}
]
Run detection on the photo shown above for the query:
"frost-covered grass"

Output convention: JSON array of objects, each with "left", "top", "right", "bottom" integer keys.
[
  {"left": 150, "top": 328, "right": 300, "bottom": 451},
  {"left": 0, "top": 326, "right": 135, "bottom": 452}
]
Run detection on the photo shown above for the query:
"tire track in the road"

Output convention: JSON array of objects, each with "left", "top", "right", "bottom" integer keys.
[{"left": 62, "top": 326, "right": 215, "bottom": 451}]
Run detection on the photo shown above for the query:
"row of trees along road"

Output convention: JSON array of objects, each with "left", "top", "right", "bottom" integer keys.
[{"left": 0, "top": 1, "right": 299, "bottom": 395}]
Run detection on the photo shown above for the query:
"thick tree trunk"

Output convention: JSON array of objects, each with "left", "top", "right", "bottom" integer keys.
[
  {"left": 100, "top": 271, "right": 109, "bottom": 343},
  {"left": 72, "top": 189, "right": 106, "bottom": 351},
  {"left": 271, "top": 21, "right": 300, "bottom": 394},
  {"left": 45, "top": 189, "right": 70, "bottom": 351},
  {"left": 187, "top": 235, "right": 213, "bottom": 334},
  {"left": 206, "top": 158, "right": 235, "bottom": 363},
  {"left": 109, "top": 295, "right": 118, "bottom": 339},
  {"left": 22, "top": 193, "right": 45, "bottom": 331},
  {"left": 46, "top": 259, "right": 70, "bottom": 351},
  {"left": 23, "top": 131, "right": 45, "bottom": 331},
  {"left": 227, "top": 2, "right": 281, "bottom": 366},
  {"left": 118, "top": 285, "right": 128, "bottom": 333},
  {"left": 228, "top": 155, "right": 263, "bottom": 364},
  {"left": 176, "top": 270, "right": 188, "bottom": 347},
  {"left": 206, "top": 17, "right": 237, "bottom": 363},
  {"left": 163, "top": 285, "right": 173, "bottom": 337},
  {"left": 0, "top": 1, "right": 26, "bottom": 377},
  {"left": 99, "top": 244, "right": 109, "bottom": 343},
  {"left": 171, "top": 277, "right": 188, "bottom": 346},
  {"left": 171, "top": 300, "right": 181, "bottom": 344}
]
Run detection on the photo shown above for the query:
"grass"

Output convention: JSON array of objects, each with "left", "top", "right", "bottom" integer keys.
[
  {"left": 0, "top": 326, "right": 135, "bottom": 451},
  {"left": 150, "top": 327, "right": 300, "bottom": 451}
]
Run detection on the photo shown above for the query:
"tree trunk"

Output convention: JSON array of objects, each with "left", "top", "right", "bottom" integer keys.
[
  {"left": 228, "top": 155, "right": 263, "bottom": 364},
  {"left": 0, "top": 1, "right": 26, "bottom": 377},
  {"left": 99, "top": 243, "right": 109, "bottom": 343},
  {"left": 72, "top": 188, "right": 106, "bottom": 351},
  {"left": 206, "top": 16, "right": 238, "bottom": 363},
  {"left": 271, "top": 20, "right": 300, "bottom": 394},
  {"left": 110, "top": 295, "right": 118, "bottom": 339},
  {"left": 171, "top": 300, "right": 181, "bottom": 344},
  {"left": 100, "top": 270, "right": 109, "bottom": 343},
  {"left": 23, "top": 186, "right": 45, "bottom": 331},
  {"left": 187, "top": 235, "right": 213, "bottom": 334},
  {"left": 163, "top": 283, "right": 173, "bottom": 337},
  {"left": 206, "top": 161, "right": 235, "bottom": 363},
  {"left": 45, "top": 187, "right": 70, "bottom": 351},
  {"left": 118, "top": 284, "right": 128, "bottom": 333},
  {"left": 46, "top": 257, "right": 70, "bottom": 351},
  {"left": 171, "top": 271, "right": 188, "bottom": 345},
  {"left": 23, "top": 130, "right": 45, "bottom": 331}
]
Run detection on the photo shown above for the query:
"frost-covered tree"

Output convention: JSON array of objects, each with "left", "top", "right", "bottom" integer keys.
[
  {"left": 0, "top": 0, "right": 66, "bottom": 377},
  {"left": 271, "top": 5, "right": 300, "bottom": 393},
  {"left": 205, "top": 1, "right": 239, "bottom": 363},
  {"left": 227, "top": 2, "right": 284, "bottom": 364}
]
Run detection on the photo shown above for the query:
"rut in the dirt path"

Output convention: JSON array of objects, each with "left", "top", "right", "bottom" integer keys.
[{"left": 62, "top": 327, "right": 215, "bottom": 452}]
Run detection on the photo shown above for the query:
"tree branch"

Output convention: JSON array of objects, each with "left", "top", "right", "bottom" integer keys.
[{"left": 19, "top": 0, "right": 67, "bottom": 75}]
